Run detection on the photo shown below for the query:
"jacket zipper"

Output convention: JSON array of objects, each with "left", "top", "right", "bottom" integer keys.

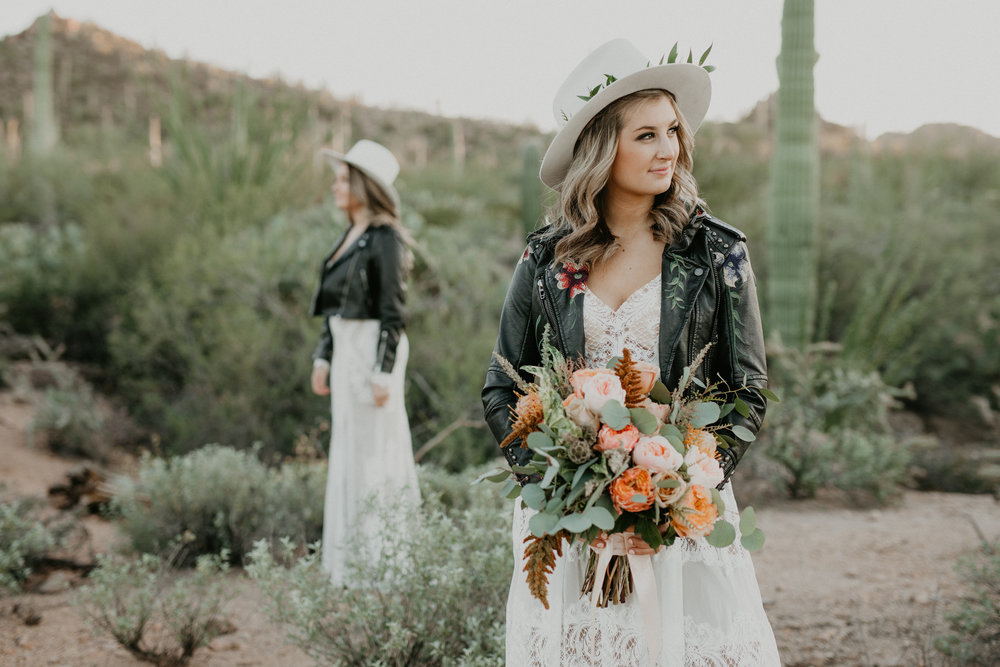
[{"left": 537, "top": 278, "right": 565, "bottom": 349}]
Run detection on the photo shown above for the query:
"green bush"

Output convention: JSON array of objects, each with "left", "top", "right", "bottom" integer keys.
[
  {"left": 0, "top": 497, "right": 57, "bottom": 593},
  {"left": 934, "top": 540, "right": 1000, "bottom": 665},
  {"left": 246, "top": 489, "right": 511, "bottom": 666},
  {"left": 28, "top": 363, "right": 110, "bottom": 461},
  {"left": 76, "top": 550, "right": 233, "bottom": 666},
  {"left": 112, "top": 444, "right": 325, "bottom": 565},
  {"left": 760, "top": 343, "right": 912, "bottom": 502}
]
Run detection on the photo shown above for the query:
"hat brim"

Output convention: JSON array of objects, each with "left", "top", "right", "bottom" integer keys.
[
  {"left": 539, "top": 63, "right": 711, "bottom": 190},
  {"left": 321, "top": 148, "right": 401, "bottom": 211}
]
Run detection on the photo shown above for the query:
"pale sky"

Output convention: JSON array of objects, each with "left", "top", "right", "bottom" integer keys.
[{"left": 2, "top": 1, "right": 999, "bottom": 139}]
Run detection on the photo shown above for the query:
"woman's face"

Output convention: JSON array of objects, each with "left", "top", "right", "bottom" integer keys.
[
  {"left": 608, "top": 95, "right": 680, "bottom": 201},
  {"left": 332, "top": 163, "right": 357, "bottom": 213}
]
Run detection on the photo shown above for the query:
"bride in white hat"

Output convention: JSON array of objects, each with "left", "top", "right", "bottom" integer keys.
[
  {"left": 309, "top": 139, "right": 419, "bottom": 584},
  {"left": 483, "top": 39, "right": 780, "bottom": 665}
]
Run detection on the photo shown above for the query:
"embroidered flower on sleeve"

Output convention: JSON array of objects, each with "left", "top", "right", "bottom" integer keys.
[
  {"left": 718, "top": 242, "right": 750, "bottom": 289},
  {"left": 517, "top": 244, "right": 533, "bottom": 265},
  {"left": 555, "top": 261, "right": 589, "bottom": 298}
]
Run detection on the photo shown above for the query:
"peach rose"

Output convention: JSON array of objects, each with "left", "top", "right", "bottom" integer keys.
[
  {"left": 610, "top": 467, "right": 655, "bottom": 513},
  {"left": 580, "top": 373, "right": 626, "bottom": 414},
  {"left": 632, "top": 360, "right": 660, "bottom": 395},
  {"left": 632, "top": 435, "right": 683, "bottom": 473},
  {"left": 570, "top": 367, "right": 617, "bottom": 397},
  {"left": 640, "top": 397, "right": 672, "bottom": 426},
  {"left": 562, "top": 394, "right": 599, "bottom": 431},
  {"left": 596, "top": 423, "right": 641, "bottom": 453},
  {"left": 685, "top": 427, "right": 717, "bottom": 457},
  {"left": 684, "top": 448, "right": 725, "bottom": 489},
  {"left": 652, "top": 470, "right": 688, "bottom": 508},
  {"left": 671, "top": 484, "right": 719, "bottom": 538}
]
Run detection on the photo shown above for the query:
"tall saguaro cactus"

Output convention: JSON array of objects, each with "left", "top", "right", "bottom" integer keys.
[
  {"left": 29, "top": 12, "right": 60, "bottom": 156},
  {"left": 766, "top": 0, "right": 818, "bottom": 349}
]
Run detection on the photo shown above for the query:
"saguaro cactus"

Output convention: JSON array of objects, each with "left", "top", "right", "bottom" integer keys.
[
  {"left": 29, "top": 12, "right": 60, "bottom": 156},
  {"left": 766, "top": 0, "right": 818, "bottom": 349}
]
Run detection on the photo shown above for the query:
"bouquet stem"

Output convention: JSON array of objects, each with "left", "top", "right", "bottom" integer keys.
[{"left": 582, "top": 550, "right": 633, "bottom": 607}]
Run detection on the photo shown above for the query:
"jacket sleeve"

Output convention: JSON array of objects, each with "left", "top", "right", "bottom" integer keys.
[
  {"left": 371, "top": 228, "right": 408, "bottom": 374},
  {"left": 482, "top": 243, "right": 542, "bottom": 469},
  {"left": 715, "top": 240, "right": 768, "bottom": 481},
  {"left": 312, "top": 318, "right": 333, "bottom": 364}
]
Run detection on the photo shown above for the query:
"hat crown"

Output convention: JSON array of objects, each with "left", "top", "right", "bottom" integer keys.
[
  {"left": 552, "top": 39, "right": 649, "bottom": 128},
  {"left": 343, "top": 139, "right": 399, "bottom": 185}
]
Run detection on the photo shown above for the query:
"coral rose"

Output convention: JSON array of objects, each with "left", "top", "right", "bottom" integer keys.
[
  {"left": 596, "top": 423, "right": 641, "bottom": 453},
  {"left": 610, "top": 467, "right": 655, "bottom": 513},
  {"left": 652, "top": 470, "right": 688, "bottom": 508},
  {"left": 684, "top": 448, "right": 725, "bottom": 489},
  {"left": 562, "top": 394, "right": 599, "bottom": 431},
  {"left": 639, "top": 397, "right": 672, "bottom": 426},
  {"left": 684, "top": 427, "right": 717, "bottom": 457},
  {"left": 580, "top": 373, "right": 627, "bottom": 414},
  {"left": 632, "top": 435, "right": 683, "bottom": 473},
  {"left": 671, "top": 484, "right": 719, "bottom": 538},
  {"left": 570, "top": 367, "right": 617, "bottom": 397},
  {"left": 631, "top": 360, "right": 660, "bottom": 394}
]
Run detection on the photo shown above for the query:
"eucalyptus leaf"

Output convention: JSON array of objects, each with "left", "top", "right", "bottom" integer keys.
[
  {"left": 601, "top": 400, "right": 631, "bottom": 431},
  {"left": 759, "top": 387, "right": 780, "bottom": 403},
  {"left": 511, "top": 465, "right": 537, "bottom": 475},
  {"left": 717, "top": 433, "right": 736, "bottom": 449},
  {"left": 741, "top": 528, "right": 765, "bottom": 551},
  {"left": 521, "top": 483, "right": 545, "bottom": 510},
  {"left": 649, "top": 381, "right": 671, "bottom": 403},
  {"left": 629, "top": 407, "right": 659, "bottom": 434},
  {"left": 540, "top": 458, "right": 560, "bottom": 488},
  {"left": 583, "top": 505, "right": 616, "bottom": 530},
  {"left": 731, "top": 425, "right": 757, "bottom": 442},
  {"left": 710, "top": 487, "right": 726, "bottom": 514},
  {"left": 472, "top": 467, "right": 511, "bottom": 485},
  {"left": 719, "top": 403, "right": 735, "bottom": 419},
  {"left": 526, "top": 431, "right": 554, "bottom": 451},
  {"left": 571, "top": 458, "right": 597, "bottom": 489},
  {"left": 504, "top": 480, "right": 521, "bottom": 499},
  {"left": 706, "top": 520, "right": 736, "bottom": 548},
  {"left": 606, "top": 355, "right": 622, "bottom": 369},
  {"left": 637, "top": 518, "right": 662, "bottom": 550},
  {"left": 657, "top": 478, "right": 681, "bottom": 488},
  {"left": 690, "top": 401, "right": 721, "bottom": 428},
  {"left": 739, "top": 506, "right": 757, "bottom": 534},
  {"left": 557, "top": 512, "right": 593, "bottom": 533},
  {"left": 734, "top": 398, "right": 750, "bottom": 418},
  {"left": 529, "top": 511, "right": 560, "bottom": 537},
  {"left": 660, "top": 424, "right": 684, "bottom": 452},
  {"left": 630, "top": 493, "right": 648, "bottom": 504}
]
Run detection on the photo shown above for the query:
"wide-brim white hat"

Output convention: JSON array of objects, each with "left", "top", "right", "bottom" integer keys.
[
  {"left": 540, "top": 38, "right": 712, "bottom": 189},
  {"left": 321, "top": 139, "right": 401, "bottom": 210}
]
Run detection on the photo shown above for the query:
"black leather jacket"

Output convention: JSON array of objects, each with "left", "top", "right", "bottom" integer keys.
[
  {"left": 482, "top": 209, "right": 768, "bottom": 482},
  {"left": 310, "top": 224, "right": 408, "bottom": 373}
]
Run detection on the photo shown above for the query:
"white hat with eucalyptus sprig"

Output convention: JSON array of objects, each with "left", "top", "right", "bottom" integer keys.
[
  {"left": 539, "top": 38, "right": 713, "bottom": 189},
  {"left": 321, "top": 139, "right": 401, "bottom": 210}
]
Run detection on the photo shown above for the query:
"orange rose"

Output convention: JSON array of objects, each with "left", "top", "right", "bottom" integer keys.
[
  {"left": 596, "top": 423, "right": 641, "bottom": 453},
  {"left": 670, "top": 484, "right": 719, "bottom": 538},
  {"left": 570, "top": 367, "right": 616, "bottom": 397},
  {"left": 632, "top": 360, "right": 660, "bottom": 394},
  {"left": 684, "top": 427, "right": 718, "bottom": 457},
  {"left": 610, "top": 467, "right": 655, "bottom": 513}
]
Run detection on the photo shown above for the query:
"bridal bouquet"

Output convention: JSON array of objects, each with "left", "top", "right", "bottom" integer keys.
[{"left": 479, "top": 334, "right": 772, "bottom": 609}]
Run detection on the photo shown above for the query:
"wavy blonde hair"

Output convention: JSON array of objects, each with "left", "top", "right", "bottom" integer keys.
[
  {"left": 347, "top": 165, "right": 415, "bottom": 249},
  {"left": 543, "top": 89, "right": 703, "bottom": 267}
]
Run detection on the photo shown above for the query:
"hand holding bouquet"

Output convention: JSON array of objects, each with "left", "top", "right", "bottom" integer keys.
[{"left": 478, "top": 333, "right": 773, "bottom": 609}]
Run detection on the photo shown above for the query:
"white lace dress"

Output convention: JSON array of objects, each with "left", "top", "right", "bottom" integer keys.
[
  {"left": 321, "top": 317, "right": 420, "bottom": 585},
  {"left": 505, "top": 275, "right": 781, "bottom": 666}
]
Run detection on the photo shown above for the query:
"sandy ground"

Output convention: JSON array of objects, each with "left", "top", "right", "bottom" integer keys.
[{"left": 1, "top": 387, "right": 997, "bottom": 666}]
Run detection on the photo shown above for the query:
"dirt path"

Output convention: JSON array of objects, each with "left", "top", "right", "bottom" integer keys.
[{"left": 2, "top": 386, "right": 997, "bottom": 666}]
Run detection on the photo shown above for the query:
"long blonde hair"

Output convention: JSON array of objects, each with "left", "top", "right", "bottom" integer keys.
[
  {"left": 347, "top": 165, "right": 415, "bottom": 250},
  {"left": 544, "top": 89, "right": 703, "bottom": 267}
]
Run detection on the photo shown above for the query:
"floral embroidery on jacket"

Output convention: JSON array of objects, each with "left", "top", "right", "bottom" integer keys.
[
  {"left": 555, "top": 261, "right": 589, "bottom": 298},
  {"left": 716, "top": 242, "right": 750, "bottom": 289},
  {"left": 518, "top": 244, "right": 533, "bottom": 265}
]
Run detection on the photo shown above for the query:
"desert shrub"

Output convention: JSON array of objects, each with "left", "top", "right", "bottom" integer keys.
[
  {"left": 76, "top": 550, "right": 233, "bottom": 666},
  {"left": 28, "top": 362, "right": 110, "bottom": 461},
  {"left": 246, "top": 489, "right": 511, "bottom": 667},
  {"left": 934, "top": 540, "right": 1000, "bottom": 665},
  {"left": 760, "top": 344, "right": 912, "bottom": 502},
  {"left": 112, "top": 444, "right": 325, "bottom": 565},
  {"left": 0, "top": 497, "right": 57, "bottom": 593}
]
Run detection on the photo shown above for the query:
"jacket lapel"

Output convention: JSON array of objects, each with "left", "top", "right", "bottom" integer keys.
[
  {"left": 542, "top": 264, "right": 586, "bottom": 362},
  {"left": 658, "top": 244, "right": 710, "bottom": 373}
]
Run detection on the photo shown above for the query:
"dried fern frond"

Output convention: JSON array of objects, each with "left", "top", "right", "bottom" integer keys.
[
  {"left": 522, "top": 531, "right": 568, "bottom": 610},
  {"left": 499, "top": 390, "right": 544, "bottom": 449},
  {"left": 614, "top": 348, "right": 646, "bottom": 408},
  {"left": 492, "top": 351, "right": 531, "bottom": 394}
]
